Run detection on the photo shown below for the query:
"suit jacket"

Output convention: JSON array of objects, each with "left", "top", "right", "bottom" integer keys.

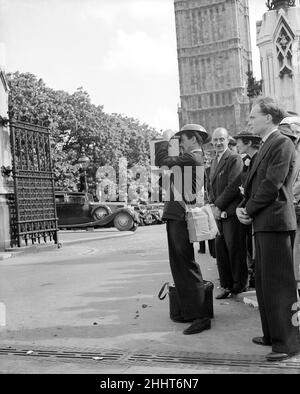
[
  {"left": 214, "top": 153, "right": 258, "bottom": 208},
  {"left": 208, "top": 149, "right": 243, "bottom": 216},
  {"left": 243, "top": 130, "right": 297, "bottom": 233},
  {"left": 155, "top": 141, "right": 204, "bottom": 221}
]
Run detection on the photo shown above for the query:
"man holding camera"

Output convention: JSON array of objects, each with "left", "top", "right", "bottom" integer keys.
[{"left": 155, "top": 124, "right": 211, "bottom": 335}]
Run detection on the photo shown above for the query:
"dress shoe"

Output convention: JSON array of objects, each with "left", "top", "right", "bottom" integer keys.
[
  {"left": 252, "top": 336, "right": 271, "bottom": 346},
  {"left": 183, "top": 317, "right": 211, "bottom": 335},
  {"left": 266, "top": 352, "right": 290, "bottom": 362},
  {"left": 266, "top": 350, "right": 300, "bottom": 362},
  {"left": 231, "top": 287, "right": 247, "bottom": 295},
  {"left": 171, "top": 316, "right": 194, "bottom": 323},
  {"left": 215, "top": 288, "right": 231, "bottom": 299}
]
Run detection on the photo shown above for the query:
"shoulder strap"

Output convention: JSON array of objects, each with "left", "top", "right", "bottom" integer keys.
[{"left": 199, "top": 144, "right": 209, "bottom": 201}]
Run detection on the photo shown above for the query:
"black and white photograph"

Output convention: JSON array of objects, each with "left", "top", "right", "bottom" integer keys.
[{"left": 0, "top": 0, "right": 300, "bottom": 378}]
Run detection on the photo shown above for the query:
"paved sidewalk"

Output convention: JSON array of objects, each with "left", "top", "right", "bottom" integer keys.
[
  {"left": 235, "top": 290, "right": 258, "bottom": 309},
  {"left": 0, "top": 228, "right": 260, "bottom": 311},
  {"left": 1, "top": 226, "right": 300, "bottom": 374},
  {"left": 0, "top": 228, "right": 134, "bottom": 260}
]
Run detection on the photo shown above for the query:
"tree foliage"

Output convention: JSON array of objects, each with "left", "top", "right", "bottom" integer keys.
[
  {"left": 246, "top": 70, "right": 262, "bottom": 99},
  {"left": 7, "top": 72, "right": 160, "bottom": 193}
]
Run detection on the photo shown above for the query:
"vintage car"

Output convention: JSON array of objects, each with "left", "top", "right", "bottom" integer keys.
[
  {"left": 130, "top": 202, "right": 165, "bottom": 226},
  {"left": 55, "top": 191, "right": 139, "bottom": 231}
]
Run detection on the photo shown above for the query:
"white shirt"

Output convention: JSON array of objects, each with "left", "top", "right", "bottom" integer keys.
[
  {"left": 190, "top": 149, "right": 202, "bottom": 154},
  {"left": 261, "top": 128, "right": 278, "bottom": 144},
  {"left": 216, "top": 148, "right": 228, "bottom": 162}
]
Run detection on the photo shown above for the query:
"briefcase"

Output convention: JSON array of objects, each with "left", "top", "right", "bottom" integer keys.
[{"left": 158, "top": 280, "right": 214, "bottom": 319}]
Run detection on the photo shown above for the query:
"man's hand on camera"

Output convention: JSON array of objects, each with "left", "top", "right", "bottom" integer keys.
[{"left": 162, "top": 129, "right": 176, "bottom": 141}]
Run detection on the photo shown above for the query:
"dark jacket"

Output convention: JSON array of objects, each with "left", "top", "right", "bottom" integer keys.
[
  {"left": 243, "top": 130, "right": 297, "bottom": 233},
  {"left": 214, "top": 153, "right": 257, "bottom": 208},
  {"left": 155, "top": 141, "right": 204, "bottom": 221},
  {"left": 208, "top": 149, "right": 243, "bottom": 217}
]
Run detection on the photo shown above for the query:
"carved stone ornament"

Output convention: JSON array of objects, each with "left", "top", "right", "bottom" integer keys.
[
  {"left": 266, "top": 0, "right": 296, "bottom": 10},
  {"left": 276, "top": 25, "right": 294, "bottom": 78}
]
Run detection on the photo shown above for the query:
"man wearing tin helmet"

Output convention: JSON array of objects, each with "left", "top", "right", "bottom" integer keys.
[{"left": 155, "top": 124, "right": 211, "bottom": 335}]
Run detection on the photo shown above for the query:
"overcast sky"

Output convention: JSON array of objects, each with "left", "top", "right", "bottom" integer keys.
[{"left": 0, "top": 0, "right": 268, "bottom": 131}]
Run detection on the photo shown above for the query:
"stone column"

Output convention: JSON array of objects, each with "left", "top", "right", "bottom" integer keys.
[{"left": 0, "top": 43, "right": 13, "bottom": 251}]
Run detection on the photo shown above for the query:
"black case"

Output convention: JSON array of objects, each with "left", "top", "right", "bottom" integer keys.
[{"left": 158, "top": 280, "right": 214, "bottom": 320}]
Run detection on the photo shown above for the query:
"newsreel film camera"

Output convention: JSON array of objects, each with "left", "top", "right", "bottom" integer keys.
[
  {"left": 150, "top": 133, "right": 180, "bottom": 204},
  {"left": 150, "top": 134, "right": 180, "bottom": 167}
]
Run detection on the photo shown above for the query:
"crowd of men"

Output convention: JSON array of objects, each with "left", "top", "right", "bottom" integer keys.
[{"left": 155, "top": 96, "right": 300, "bottom": 362}]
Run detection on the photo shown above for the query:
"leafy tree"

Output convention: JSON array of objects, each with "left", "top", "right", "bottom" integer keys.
[
  {"left": 246, "top": 69, "right": 262, "bottom": 99},
  {"left": 7, "top": 72, "right": 160, "bottom": 194}
]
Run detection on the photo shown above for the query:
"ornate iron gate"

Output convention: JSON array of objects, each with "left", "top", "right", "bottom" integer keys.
[{"left": 9, "top": 120, "right": 58, "bottom": 247}]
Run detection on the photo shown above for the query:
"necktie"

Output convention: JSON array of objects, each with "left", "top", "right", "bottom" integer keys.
[{"left": 210, "top": 156, "right": 219, "bottom": 178}]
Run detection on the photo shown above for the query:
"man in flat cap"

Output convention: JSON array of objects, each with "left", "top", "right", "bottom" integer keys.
[
  {"left": 155, "top": 124, "right": 211, "bottom": 335},
  {"left": 234, "top": 131, "right": 262, "bottom": 288},
  {"left": 234, "top": 132, "right": 262, "bottom": 175}
]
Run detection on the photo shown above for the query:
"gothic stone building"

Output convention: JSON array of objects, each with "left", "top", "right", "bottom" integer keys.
[
  {"left": 174, "top": 0, "right": 253, "bottom": 136},
  {"left": 256, "top": 1, "right": 300, "bottom": 115}
]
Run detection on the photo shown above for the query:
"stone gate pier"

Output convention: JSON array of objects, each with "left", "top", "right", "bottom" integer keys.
[{"left": 0, "top": 43, "right": 13, "bottom": 251}]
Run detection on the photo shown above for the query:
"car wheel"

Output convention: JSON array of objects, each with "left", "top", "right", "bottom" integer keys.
[
  {"left": 92, "top": 206, "right": 110, "bottom": 220},
  {"left": 113, "top": 212, "right": 135, "bottom": 231}
]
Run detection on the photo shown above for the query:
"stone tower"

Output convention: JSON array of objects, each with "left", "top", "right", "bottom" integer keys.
[
  {"left": 256, "top": 0, "right": 300, "bottom": 114},
  {"left": 174, "top": 0, "right": 252, "bottom": 136}
]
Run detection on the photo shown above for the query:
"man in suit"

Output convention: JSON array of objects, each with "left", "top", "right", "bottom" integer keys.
[
  {"left": 208, "top": 127, "right": 248, "bottom": 299},
  {"left": 236, "top": 97, "right": 300, "bottom": 362},
  {"left": 234, "top": 132, "right": 262, "bottom": 288},
  {"left": 155, "top": 124, "right": 211, "bottom": 335}
]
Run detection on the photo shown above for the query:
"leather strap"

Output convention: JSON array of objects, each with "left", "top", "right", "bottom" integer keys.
[{"left": 158, "top": 282, "right": 169, "bottom": 300}]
